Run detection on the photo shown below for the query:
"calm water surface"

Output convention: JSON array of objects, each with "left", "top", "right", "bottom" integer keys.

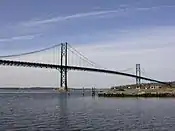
[{"left": 1, "top": 89, "right": 175, "bottom": 131}]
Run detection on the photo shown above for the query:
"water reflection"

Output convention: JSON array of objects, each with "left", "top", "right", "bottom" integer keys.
[
  {"left": 58, "top": 93, "right": 69, "bottom": 130},
  {"left": 1, "top": 91, "right": 175, "bottom": 130}
]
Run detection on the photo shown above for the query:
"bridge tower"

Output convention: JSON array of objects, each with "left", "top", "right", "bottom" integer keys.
[
  {"left": 136, "top": 64, "right": 141, "bottom": 88},
  {"left": 60, "top": 42, "right": 68, "bottom": 91}
]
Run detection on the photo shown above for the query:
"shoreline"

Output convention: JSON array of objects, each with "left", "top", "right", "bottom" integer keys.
[
  {"left": 98, "top": 93, "right": 175, "bottom": 97},
  {"left": 98, "top": 88, "right": 175, "bottom": 98}
]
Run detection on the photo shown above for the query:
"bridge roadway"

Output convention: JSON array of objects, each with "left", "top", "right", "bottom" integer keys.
[{"left": 0, "top": 59, "right": 170, "bottom": 86}]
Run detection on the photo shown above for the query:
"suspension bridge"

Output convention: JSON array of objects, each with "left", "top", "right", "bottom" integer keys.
[{"left": 0, "top": 42, "right": 170, "bottom": 91}]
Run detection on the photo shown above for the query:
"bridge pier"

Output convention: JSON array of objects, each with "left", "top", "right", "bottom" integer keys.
[{"left": 60, "top": 42, "right": 68, "bottom": 91}]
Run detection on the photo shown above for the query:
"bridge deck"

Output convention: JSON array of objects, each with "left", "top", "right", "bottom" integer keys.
[{"left": 0, "top": 59, "right": 169, "bottom": 86}]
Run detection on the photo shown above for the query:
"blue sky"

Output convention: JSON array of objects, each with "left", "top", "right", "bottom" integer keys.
[
  {"left": 0, "top": 0, "right": 175, "bottom": 87},
  {"left": 1, "top": 0, "right": 175, "bottom": 51}
]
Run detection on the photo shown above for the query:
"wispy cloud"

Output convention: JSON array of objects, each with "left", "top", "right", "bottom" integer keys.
[
  {"left": 20, "top": 4, "right": 175, "bottom": 27},
  {"left": 136, "top": 5, "right": 175, "bottom": 11},
  {"left": 20, "top": 9, "right": 124, "bottom": 26},
  {"left": 0, "top": 34, "right": 40, "bottom": 42}
]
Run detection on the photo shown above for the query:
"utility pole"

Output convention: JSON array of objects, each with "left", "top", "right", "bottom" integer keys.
[
  {"left": 60, "top": 42, "right": 68, "bottom": 91},
  {"left": 136, "top": 64, "right": 141, "bottom": 89}
]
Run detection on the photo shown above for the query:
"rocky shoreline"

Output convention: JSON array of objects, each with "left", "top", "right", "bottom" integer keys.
[{"left": 98, "top": 88, "right": 175, "bottom": 97}]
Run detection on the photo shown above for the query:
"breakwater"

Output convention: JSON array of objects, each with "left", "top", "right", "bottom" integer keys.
[
  {"left": 98, "top": 88, "right": 175, "bottom": 97},
  {"left": 98, "top": 92, "right": 175, "bottom": 97}
]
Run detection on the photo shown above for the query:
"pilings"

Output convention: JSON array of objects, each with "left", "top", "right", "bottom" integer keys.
[
  {"left": 81, "top": 87, "right": 96, "bottom": 96},
  {"left": 82, "top": 87, "right": 85, "bottom": 96},
  {"left": 92, "top": 87, "right": 95, "bottom": 96}
]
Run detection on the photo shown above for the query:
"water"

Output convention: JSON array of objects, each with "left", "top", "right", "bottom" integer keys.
[{"left": 1, "top": 89, "right": 175, "bottom": 130}]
